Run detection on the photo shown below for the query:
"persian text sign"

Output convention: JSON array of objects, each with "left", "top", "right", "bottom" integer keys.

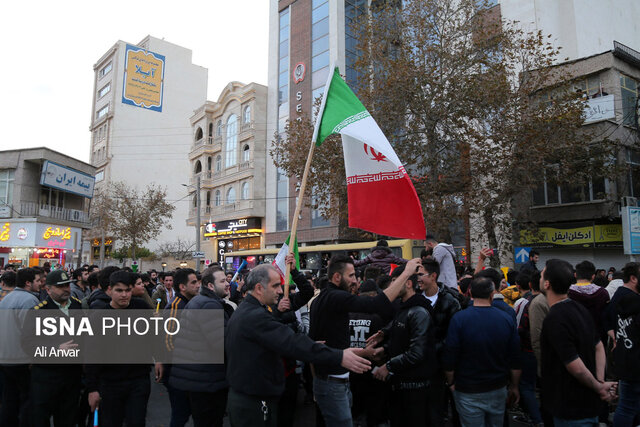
[
  {"left": 40, "top": 161, "right": 95, "bottom": 199},
  {"left": 122, "top": 44, "right": 165, "bottom": 112},
  {"left": 584, "top": 95, "right": 615, "bottom": 124},
  {"left": 520, "top": 224, "right": 622, "bottom": 246}
]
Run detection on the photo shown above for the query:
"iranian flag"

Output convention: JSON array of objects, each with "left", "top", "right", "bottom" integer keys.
[
  {"left": 273, "top": 235, "right": 299, "bottom": 285},
  {"left": 312, "top": 67, "right": 426, "bottom": 239}
]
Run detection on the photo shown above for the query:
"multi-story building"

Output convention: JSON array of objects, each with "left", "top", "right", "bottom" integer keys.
[
  {"left": 499, "top": 0, "right": 640, "bottom": 63},
  {"left": 516, "top": 42, "right": 640, "bottom": 268},
  {"left": 0, "top": 147, "right": 96, "bottom": 268},
  {"left": 266, "top": 0, "right": 366, "bottom": 247},
  {"left": 88, "top": 35, "right": 208, "bottom": 258},
  {"left": 188, "top": 82, "right": 268, "bottom": 269}
]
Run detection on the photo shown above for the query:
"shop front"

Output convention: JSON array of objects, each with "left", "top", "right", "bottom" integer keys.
[
  {"left": 0, "top": 220, "right": 82, "bottom": 268},
  {"left": 203, "top": 217, "right": 263, "bottom": 271},
  {"left": 518, "top": 221, "right": 627, "bottom": 269}
]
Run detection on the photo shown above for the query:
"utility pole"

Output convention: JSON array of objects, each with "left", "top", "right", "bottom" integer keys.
[{"left": 196, "top": 175, "right": 201, "bottom": 272}]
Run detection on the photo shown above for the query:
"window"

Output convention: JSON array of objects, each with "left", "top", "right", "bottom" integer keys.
[
  {"left": 208, "top": 123, "right": 213, "bottom": 137},
  {"left": 215, "top": 190, "right": 221, "bottom": 206},
  {"left": 194, "top": 160, "right": 202, "bottom": 174},
  {"left": 216, "top": 120, "right": 222, "bottom": 136},
  {"left": 242, "top": 182, "right": 249, "bottom": 200},
  {"left": 98, "top": 83, "right": 111, "bottom": 98},
  {"left": 96, "top": 105, "right": 109, "bottom": 119},
  {"left": 226, "top": 115, "right": 238, "bottom": 167},
  {"left": 242, "top": 145, "right": 250, "bottom": 162},
  {"left": 99, "top": 62, "right": 112, "bottom": 77},
  {"left": 206, "top": 191, "right": 211, "bottom": 206},
  {"left": 207, "top": 156, "right": 212, "bottom": 171},
  {"left": 215, "top": 155, "right": 222, "bottom": 172},
  {"left": 311, "top": 186, "right": 331, "bottom": 227},
  {"left": 95, "top": 171, "right": 104, "bottom": 183},
  {"left": 276, "top": 168, "right": 288, "bottom": 231},
  {"left": 227, "top": 187, "right": 236, "bottom": 204},
  {"left": 626, "top": 149, "right": 640, "bottom": 197},
  {"left": 532, "top": 166, "right": 606, "bottom": 206},
  {"left": 243, "top": 106, "right": 251, "bottom": 124},
  {"left": 195, "top": 127, "right": 203, "bottom": 141},
  {"left": 621, "top": 74, "right": 639, "bottom": 127},
  {"left": 0, "top": 169, "right": 15, "bottom": 207}
]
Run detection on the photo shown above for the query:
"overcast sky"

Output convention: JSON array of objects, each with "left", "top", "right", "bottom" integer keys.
[{"left": 0, "top": 0, "right": 269, "bottom": 163}]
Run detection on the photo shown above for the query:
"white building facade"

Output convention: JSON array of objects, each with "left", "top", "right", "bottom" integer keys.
[{"left": 89, "top": 35, "right": 208, "bottom": 254}]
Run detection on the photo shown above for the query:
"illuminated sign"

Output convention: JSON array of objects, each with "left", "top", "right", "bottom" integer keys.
[
  {"left": 35, "top": 248, "right": 61, "bottom": 259},
  {"left": 0, "top": 223, "right": 9, "bottom": 242},
  {"left": 40, "top": 161, "right": 95, "bottom": 199},
  {"left": 204, "top": 218, "right": 262, "bottom": 237},
  {"left": 122, "top": 44, "right": 165, "bottom": 112},
  {"left": 293, "top": 62, "right": 306, "bottom": 84},
  {"left": 43, "top": 227, "right": 71, "bottom": 240},
  {"left": 17, "top": 228, "right": 28, "bottom": 240}
]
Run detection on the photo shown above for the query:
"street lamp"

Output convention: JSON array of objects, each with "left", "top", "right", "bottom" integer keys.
[
  {"left": 161, "top": 262, "right": 167, "bottom": 272},
  {"left": 182, "top": 175, "right": 201, "bottom": 272}
]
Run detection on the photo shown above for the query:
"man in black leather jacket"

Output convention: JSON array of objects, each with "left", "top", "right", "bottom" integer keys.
[{"left": 369, "top": 264, "right": 437, "bottom": 427}]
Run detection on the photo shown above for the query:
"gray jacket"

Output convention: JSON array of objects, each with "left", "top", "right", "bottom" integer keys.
[
  {"left": 0, "top": 288, "right": 39, "bottom": 363},
  {"left": 70, "top": 282, "right": 91, "bottom": 301},
  {"left": 432, "top": 243, "right": 457, "bottom": 289}
]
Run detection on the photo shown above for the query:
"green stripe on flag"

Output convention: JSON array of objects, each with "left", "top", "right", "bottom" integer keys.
[
  {"left": 285, "top": 235, "right": 299, "bottom": 285},
  {"left": 316, "top": 68, "right": 369, "bottom": 146}
]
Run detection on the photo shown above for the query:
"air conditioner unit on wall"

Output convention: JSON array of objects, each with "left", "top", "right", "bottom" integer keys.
[{"left": 621, "top": 196, "right": 638, "bottom": 207}]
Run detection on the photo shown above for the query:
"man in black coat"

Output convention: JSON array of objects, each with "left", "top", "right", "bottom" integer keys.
[
  {"left": 27, "top": 270, "right": 84, "bottom": 427},
  {"left": 309, "top": 254, "right": 421, "bottom": 426},
  {"left": 226, "top": 263, "right": 370, "bottom": 427},
  {"left": 168, "top": 267, "right": 233, "bottom": 427},
  {"left": 369, "top": 264, "right": 437, "bottom": 427}
]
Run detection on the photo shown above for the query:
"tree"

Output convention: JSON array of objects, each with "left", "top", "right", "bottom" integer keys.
[
  {"left": 111, "top": 246, "right": 156, "bottom": 263},
  {"left": 99, "top": 182, "right": 175, "bottom": 261},
  {"left": 272, "top": 0, "right": 613, "bottom": 266},
  {"left": 157, "top": 238, "right": 196, "bottom": 261},
  {"left": 88, "top": 191, "right": 114, "bottom": 268}
]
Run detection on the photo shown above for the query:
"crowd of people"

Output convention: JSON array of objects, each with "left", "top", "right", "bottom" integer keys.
[{"left": 0, "top": 236, "right": 639, "bottom": 427}]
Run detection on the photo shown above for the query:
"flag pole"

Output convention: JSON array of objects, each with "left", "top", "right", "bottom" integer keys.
[
  {"left": 284, "top": 139, "right": 316, "bottom": 298},
  {"left": 283, "top": 64, "right": 335, "bottom": 298}
]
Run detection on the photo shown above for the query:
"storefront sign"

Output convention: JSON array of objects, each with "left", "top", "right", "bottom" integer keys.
[
  {"left": 520, "top": 224, "right": 622, "bottom": 247},
  {"left": 40, "top": 161, "right": 95, "bottom": 199},
  {"left": 204, "top": 218, "right": 261, "bottom": 237},
  {"left": 35, "top": 223, "right": 81, "bottom": 250},
  {"left": 36, "top": 248, "right": 61, "bottom": 259},
  {"left": 622, "top": 207, "right": 640, "bottom": 254},
  {"left": 0, "top": 223, "right": 9, "bottom": 242}
]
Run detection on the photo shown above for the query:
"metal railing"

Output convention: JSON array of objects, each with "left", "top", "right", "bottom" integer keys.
[{"left": 20, "top": 202, "right": 89, "bottom": 224}]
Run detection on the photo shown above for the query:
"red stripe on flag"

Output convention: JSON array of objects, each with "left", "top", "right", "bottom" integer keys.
[{"left": 347, "top": 174, "right": 425, "bottom": 239}]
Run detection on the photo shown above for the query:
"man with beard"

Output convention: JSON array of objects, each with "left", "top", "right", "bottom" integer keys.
[
  {"left": 28, "top": 270, "right": 84, "bottom": 427},
  {"left": 169, "top": 267, "right": 233, "bottom": 427},
  {"left": 370, "top": 264, "right": 437, "bottom": 426},
  {"left": 310, "top": 254, "right": 421, "bottom": 426}
]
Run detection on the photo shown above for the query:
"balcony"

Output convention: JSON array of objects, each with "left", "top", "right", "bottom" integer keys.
[
  {"left": 189, "top": 137, "right": 222, "bottom": 160},
  {"left": 239, "top": 121, "right": 255, "bottom": 140},
  {"left": 188, "top": 200, "right": 258, "bottom": 221},
  {"left": 20, "top": 202, "right": 90, "bottom": 225}
]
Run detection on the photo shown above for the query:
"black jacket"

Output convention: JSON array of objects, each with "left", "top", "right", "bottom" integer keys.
[
  {"left": 226, "top": 294, "right": 342, "bottom": 397},
  {"left": 383, "top": 294, "right": 437, "bottom": 384},
  {"left": 354, "top": 246, "right": 407, "bottom": 275},
  {"left": 613, "top": 291, "right": 640, "bottom": 381},
  {"left": 310, "top": 283, "right": 395, "bottom": 377},
  {"left": 24, "top": 295, "right": 84, "bottom": 375},
  {"left": 425, "top": 285, "right": 461, "bottom": 360},
  {"left": 87, "top": 288, "right": 110, "bottom": 309},
  {"left": 169, "top": 287, "right": 232, "bottom": 393},
  {"left": 273, "top": 269, "right": 314, "bottom": 325},
  {"left": 84, "top": 298, "right": 153, "bottom": 392}
]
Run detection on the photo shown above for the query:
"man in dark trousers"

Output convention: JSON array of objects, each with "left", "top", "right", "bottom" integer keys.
[
  {"left": 169, "top": 267, "right": 233, "bottom": 427},
  {"left": 160, "top": 268, "right": 199, "bottom": 427},
  {"left": 225, "top": 263, "right": 370, "bottom": 427},
  {"left": 28, "top": 270, "right": 84, "bottom": 427},
  {"left": 309, "top": 254, "right": 421, "bottom": 426},
  {"left": 370, "top": 264, "right": 437, "bottom": 426}
]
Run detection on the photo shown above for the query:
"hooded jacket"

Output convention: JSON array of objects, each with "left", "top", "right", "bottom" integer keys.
[
  {"left": 354, "top": 246, "right": 406, "bottom": 275},
  {"left": 613, "top": 291, "right": 640, "bottom": 381},
  {"left": 86, "top": 288, "right": 110, "bottom": 309},
  {"left": 432, "top": 243, "right": 457, "bottom": 289},
  {"left": 383, "top": 293, "right": 437, "bottom": 385}
]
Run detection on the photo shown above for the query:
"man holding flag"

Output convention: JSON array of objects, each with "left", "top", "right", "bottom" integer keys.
[{"left": 304, "top": 66, "right": 427, "bottom": 426}]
